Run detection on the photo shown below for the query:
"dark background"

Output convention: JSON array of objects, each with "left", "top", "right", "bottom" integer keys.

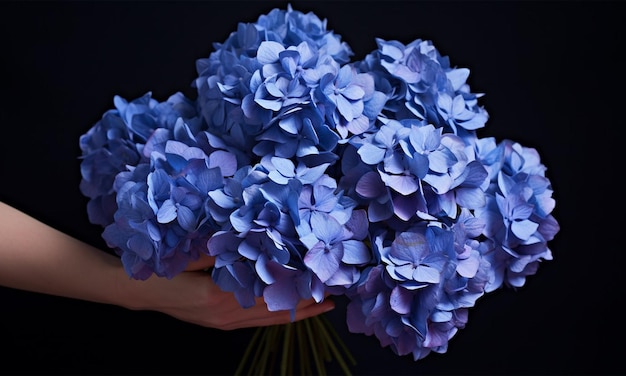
[{"left": 0, "top": 1, "right": 622, "bottom": 375}]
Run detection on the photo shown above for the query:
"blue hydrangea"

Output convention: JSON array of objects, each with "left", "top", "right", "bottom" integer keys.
[
  {"left": 79, "top": 4, "right": 560, "bottom": 363},
  {"left": 473, "top": 138, "right": 559, "bottom": 291},
  {"left": 346, "top": 217, "right": 492, "bottom": 360},
  {"left": 193, "top": 4, "right": 386, "bottom": 168},
  {"left": 97, "top": 96, "right": 239, "bottom": 279},
  {"left": 355, "top": 38, "right": 489, "bottom": 140},
  {"left": 205, "top": 158, "right": 371, "bottom": 312},
  {"left": 79, "top": 92, "right": 198, "bottom": 226}
]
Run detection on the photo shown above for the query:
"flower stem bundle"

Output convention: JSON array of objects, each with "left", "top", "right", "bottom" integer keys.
[{"left": 236, "top": 315, "right": 355, "bottom": 376}]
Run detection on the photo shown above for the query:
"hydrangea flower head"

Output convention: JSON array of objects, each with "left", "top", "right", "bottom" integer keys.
[
  {"left": 474, "top": 139, "right": 559, "bottom": 291},
  {"left": 79, "top": 92, "right": 195, "bottom": 226}
]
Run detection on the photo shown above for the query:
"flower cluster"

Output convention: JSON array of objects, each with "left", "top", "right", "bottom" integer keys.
[{"left": 79, "top": 5, "right": 559, "bottom": 361}]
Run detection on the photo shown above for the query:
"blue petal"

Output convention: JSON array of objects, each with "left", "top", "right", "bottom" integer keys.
[
  {"left": 271, "top": 157, "right": 296, "bottom": 178},
  {"left": 230, "top": 208, "right": 255, "bottom": 233},
  {"left": 157, "top": 199, "right": 177, "bottom": 223},
  {"left": 256, "top": 41, "right": 284, "bottom": 64},
  {"left": 255, "top": 98, "right": 282, "bottom": 112},
  {"left": 414, "top": 264, "right": 440, "bottom": 284},
  {"left": 342, "top": 85, "right": 365, "bottom": 101},
  {"left": 511, "top": 219, "right": 539, "bottom": 240},
  {"left": 336, "top": 95, "right": 354, "bottom": 121},
  {"left": 455, "top": 187, "right": 486, "bottom": 210},
  {"left": 457, "top": 256, "right": 479, "bottom": 278},
  {"left": 268, "top": 171, "right": 291, "bottom": 185},
  {"left": 446, "top": 68, "right": 470, "bottom": 91},
  {"left": 298, "top": 164, "right": 329, "bottom": 185},
  {"left": 367, "top": 199, "right": 394, "bottom": 223},
  {"left": 127, "top": 233, "right": 154, "bottom": 260},
  {"left": 357, "top": 143, "right": 385, "bottom": 165},
  {"left": 177, "top": 205, "right": 197, "bottom": 231},
  {"left": 341, "top": 240, "right": 370, "bottom": 264},
  {"left": 208, "top": 190, "right": 240, "bottom": 209},
  {"left": 346, "top": 116, "right": 371, "bottom": 136},
  {"left": 392, "top": 232, "right": 428, "bottom": 262}
]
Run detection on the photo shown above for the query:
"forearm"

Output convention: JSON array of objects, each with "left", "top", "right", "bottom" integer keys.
[
  {"left": 0, "top": 201, "right": 337, "bottom": 330},
  {"left": 0, "top": 201, "right": 127, "bottom": 306}
]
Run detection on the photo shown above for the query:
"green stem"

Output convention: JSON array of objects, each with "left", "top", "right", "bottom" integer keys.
[
  {"left": 320, "top": 314, "right": 356, "bottom": 366},
  {"left": 296, "top": 321, "right": 310, "bottom": 375},
  {"left": 313, "top": 316, "right": 353, "bottom": 376},
  {"left": 237, "top": 315, "right": 356, "bottom": 376},
  {"left": 304, "top": 317, "right": 325, "bottom": 375},
  {"left": 316, "top": 317, "right": 332, "bottom": 362},
  {"left": 251, "top": 326, "right": 278, "bottom": 375},
  {"left": 281, "top": 323, "right": 292, "bottom": 376},
  {"left": 235, "top": 327, "right": 264, "bottom": 376},
  {"left": 249, "top": 328, "right": 267, "bottom": 375}
]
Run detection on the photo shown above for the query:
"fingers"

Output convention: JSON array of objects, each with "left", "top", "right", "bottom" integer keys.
[
  {"left": 222, "top": 298, "right": 336, "bottom": 330},
  {"left": 184, "top": 253, "right": 215, "bottom": 271}
]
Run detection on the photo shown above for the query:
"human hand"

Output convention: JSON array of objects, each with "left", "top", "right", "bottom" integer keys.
[{"left": 118, "top": 254, "right": 335, "bottom": 331}]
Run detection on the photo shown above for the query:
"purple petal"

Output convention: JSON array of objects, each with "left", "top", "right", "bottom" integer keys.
[
  {"left": 380, "top": 173, "right": 419, "bottom": 195},
  {"left": 304, "top": 242, "right": 341, "bottom": 283},
  {"left": 264, "top": 279, "right": 300, "bottom": 312},
  {"left": 390, "top": 285, "right": 412, "bottom": 314},
  {"left": 208, "top": 150, "right": 237, "bottom": 177},
  {"left": 368, "top": 199, "right": 393, "bottom": 222},
  {"left": 356, "top": 171, "right": 385, "bottom": 198},
  {"left": 310, "top": 211, "right": 343, "bottom": 243},
  {"left": 392, "top": 193, "right": 418, "bottom": 221},
  {"left": 346, "top": 115, "right": 370, "bottom": 136},
  {"left": 456, "top": 256, "right": 480, "bottom": 278}
]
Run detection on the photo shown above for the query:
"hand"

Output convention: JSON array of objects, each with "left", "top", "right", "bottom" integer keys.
[{"left": 118, "top": 254, "right": 336, "bottom": 331}]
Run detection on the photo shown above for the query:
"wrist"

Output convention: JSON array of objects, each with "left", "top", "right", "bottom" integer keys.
[{"left": 112, "top": 264, "right": 148, "bottom": 311}]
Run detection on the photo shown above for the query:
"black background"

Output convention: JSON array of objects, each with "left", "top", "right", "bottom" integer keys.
[{"left": 0, "top": 1, "right": 623, "bottom": 375}]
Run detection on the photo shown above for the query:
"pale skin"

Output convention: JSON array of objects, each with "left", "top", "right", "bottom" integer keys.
[{"left": 0, "top": 201, "right": 335, "bottom": 330}]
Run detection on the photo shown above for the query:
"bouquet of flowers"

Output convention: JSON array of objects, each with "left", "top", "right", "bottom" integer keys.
[{"left": 79, "top": 4, "right": 560, "bottom": 375}]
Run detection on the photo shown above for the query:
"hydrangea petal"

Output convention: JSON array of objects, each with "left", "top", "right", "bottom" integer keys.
[
  {"left": 257, "top": 41, "right": 284, "bottom": 64},
  {"left": 511, "top": 219, "right": 539, "bottom": 240},
  {"left": 341, "top": 239, "right": 370, "bottom": 264},
  {"left": 358, "top": 143, "right": 385, "bottom": 165},
  {"left": 304, "top": 241, "right": 341, "bottom": 283}
]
